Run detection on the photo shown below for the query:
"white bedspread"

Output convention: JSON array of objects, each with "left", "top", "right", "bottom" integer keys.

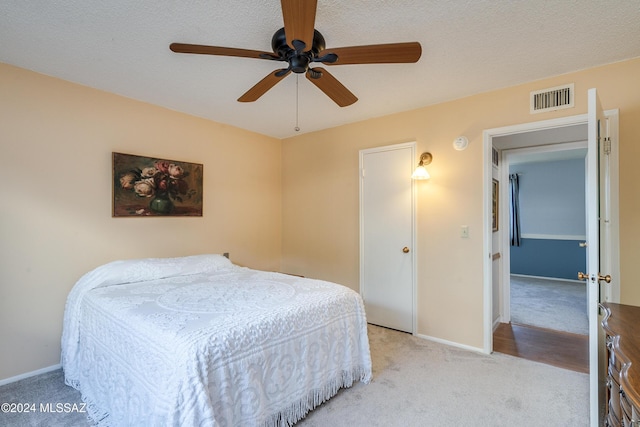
[{"left": 61, "top": 254, "right": 372, "bottom": 426}]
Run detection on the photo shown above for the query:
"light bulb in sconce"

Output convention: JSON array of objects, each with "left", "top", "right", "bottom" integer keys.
[
  {"left": 412, "top": 152, "right": 432, "bottom": 180},
  {"left": 411, "top": 165, "right": 430, "bottom": 180}
]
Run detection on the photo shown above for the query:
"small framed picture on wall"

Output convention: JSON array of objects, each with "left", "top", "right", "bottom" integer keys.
[{"left": 492, "top": 179, "right": 499, "bottom": 231}]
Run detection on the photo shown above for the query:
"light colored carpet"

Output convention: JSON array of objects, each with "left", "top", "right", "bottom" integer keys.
[
  {"left": 510, "top": 275, "right": 588, "bottom": 335},
  {"left": 300, "top": 325, "right": 589, "bottom": 426},
  {"left": 0, "top": 325, "right": 589, "bottom": 426}
]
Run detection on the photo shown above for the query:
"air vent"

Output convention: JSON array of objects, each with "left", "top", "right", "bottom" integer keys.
[{"left": 530, "top": 84, "right": 574, "bottom": 114}]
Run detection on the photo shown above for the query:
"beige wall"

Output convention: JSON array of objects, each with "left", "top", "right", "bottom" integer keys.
[
  {"left": 0, "top": 63, "right": 282, "bottom": 380},
  {"left": 281, "top": 57, "right": 640, "bottom": 349},
  {"left": 2, "top": 57, "right": 639, "bottom": 381}
]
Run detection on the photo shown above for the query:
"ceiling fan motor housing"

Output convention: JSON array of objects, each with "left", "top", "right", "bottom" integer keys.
[{"left": 271, "top": 27, "right": 326, "bottom": 73}]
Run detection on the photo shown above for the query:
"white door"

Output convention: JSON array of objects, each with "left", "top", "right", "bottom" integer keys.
[
  {"left": 585, "top": 88, "right": 606, "bottom": 426},
  {"left": 359, "top": 142, "right": 415, "bottom": 333}
]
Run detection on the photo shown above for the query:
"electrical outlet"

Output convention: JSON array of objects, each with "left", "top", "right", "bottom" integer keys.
[{"left": 461, "top": 226, "right": 469, "bottom": 239}]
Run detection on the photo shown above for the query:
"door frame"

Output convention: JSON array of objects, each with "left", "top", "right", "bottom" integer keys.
[
  {"left": 359, "top": 141, "right": 418, "bottom": 334},
  {"left": 482, "top": 110, "right": 620, "bottom": 353}
]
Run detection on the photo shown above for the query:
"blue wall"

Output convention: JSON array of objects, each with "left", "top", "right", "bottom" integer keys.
[
  {"left": 511, "top": 238, "right": 586, "bottom": 280},
  {"left": 515, "top": 158, "right": 585, "bottom": 236},
  {"left": 510, "top": 157, "right": 586, "bottom": 280}
]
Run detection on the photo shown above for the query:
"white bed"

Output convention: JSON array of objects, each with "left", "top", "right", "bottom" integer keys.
[{"left": 61, "top": 254, "right": 372, "bottom": 426}]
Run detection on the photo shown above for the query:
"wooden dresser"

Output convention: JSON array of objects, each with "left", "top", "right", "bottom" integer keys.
[{"left": 601, "top": 303, "right": 640, "bottom": 426}]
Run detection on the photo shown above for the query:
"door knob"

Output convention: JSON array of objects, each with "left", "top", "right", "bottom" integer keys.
[
  {"left": 578, "top": 272, "right": 612, "bottom": 283},
  {"left": 598, "top": 274, "right": 612, "bottom": 283},
  {"left": 402, "top": 247, "right": 410, "bottom": 253}
]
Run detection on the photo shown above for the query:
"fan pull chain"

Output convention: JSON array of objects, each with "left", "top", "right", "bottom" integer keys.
[{"left": 294, "top": 74, "right": 300, "bottom": 132}]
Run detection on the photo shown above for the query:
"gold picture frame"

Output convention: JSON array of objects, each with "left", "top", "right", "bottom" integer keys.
[{"left": 492, "top": 178, "right": 499, "bottom": 231}]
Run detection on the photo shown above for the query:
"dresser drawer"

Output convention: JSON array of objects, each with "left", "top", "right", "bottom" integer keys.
[
  {"left": 621, "top": 389, "right": 640, "bottom": 426},
  {"left": 622, "top": 388, "right": 633, "bottom": 420},
  {"left": 609, "top": 401, "right": 621, "bottom": 427},
  {"left": 608, "top": 336, "right": 623, "bottom": 373},
  {"left": 610, "top": 376, "right": 622, "bottom": 420}
]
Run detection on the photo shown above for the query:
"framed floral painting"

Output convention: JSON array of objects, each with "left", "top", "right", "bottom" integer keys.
[{"left": 113, "top": 152, "right": 203, "bottom": 217}]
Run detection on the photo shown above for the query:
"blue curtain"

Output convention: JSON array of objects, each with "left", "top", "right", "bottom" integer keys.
[{"left": 509, "top": 173, "right": 521, "bottom": 246}]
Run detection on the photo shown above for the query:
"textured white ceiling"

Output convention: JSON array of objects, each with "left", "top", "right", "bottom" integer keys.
[{"left": 1, "top": 1, "right": 639, "bottom": 139}]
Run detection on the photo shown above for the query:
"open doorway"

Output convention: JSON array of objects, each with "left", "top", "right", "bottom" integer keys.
[
  {"left": 501, "top": 140, "right": 588, "bottom": 337},
  {"left": 483, "top": 111, "right": 620, "bottom": 373},
  {"left": 492, "top": 127, "right": 591, "bottom": 372}
]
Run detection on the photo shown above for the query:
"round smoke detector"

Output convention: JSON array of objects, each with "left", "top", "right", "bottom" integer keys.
[{"left": 453, "top": 136, "right": 469, "bottom": 151}]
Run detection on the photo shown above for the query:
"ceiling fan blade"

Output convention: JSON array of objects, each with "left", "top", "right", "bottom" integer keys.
[
  {"left": 281, "top": 0, "right": 317, "bottom": 51},
  {"left": 238, "top": 69, "right": 292, "bottom": 102},
  {"left": 320, "top": 42, "right": 422, "bottom": 65},
  {"left": 170, "top": 43, "right": 278, "bottom": 60},
  {"left": 305, "top": 67, "right": 357, "bottom": 107}
]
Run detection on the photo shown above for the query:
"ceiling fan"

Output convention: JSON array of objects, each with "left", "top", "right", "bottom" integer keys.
[{"left": 170, "top": 0, "right": 421, "bottom": 107}]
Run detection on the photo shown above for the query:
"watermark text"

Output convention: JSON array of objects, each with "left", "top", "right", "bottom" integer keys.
[{"left": 1, "top": 402, "right": 86, "bottom": 414}]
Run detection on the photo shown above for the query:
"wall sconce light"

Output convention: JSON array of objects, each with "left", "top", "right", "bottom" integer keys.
[{"left": 411, "top": 152, "right": 432, "bottom": 180}]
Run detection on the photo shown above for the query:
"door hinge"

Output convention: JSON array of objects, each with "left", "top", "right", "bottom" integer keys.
[{"left": 603, "top": 137, "right": 612, "bottom": 155}]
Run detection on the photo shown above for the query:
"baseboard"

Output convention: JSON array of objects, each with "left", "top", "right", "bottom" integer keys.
[
  {"left": 510, "top": 273, "right": 582, "bottom": 284},
  {"left": 414, "top": 333, "right": 486, "bottom": 355},
  {"left": 492, "top": 316, "right": 502, "bottom": 332},
  {"left": 0, "top": 364, "right": 61, "bottom": 387}
]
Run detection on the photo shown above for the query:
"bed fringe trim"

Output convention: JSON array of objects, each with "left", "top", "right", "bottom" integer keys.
[
  {"left": 66, "top": 366, "right": 372, "bottom": 427},
  {"left": 65, "top": 378, "right": 111, "bottom": 426},
  {"left": 264, "top": 366, "right": 372, "bottom": 427}
]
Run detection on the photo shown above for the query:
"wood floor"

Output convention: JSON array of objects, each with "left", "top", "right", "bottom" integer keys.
[{"left": 493, "top": 322, "right": 589, "bottom": 373}]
